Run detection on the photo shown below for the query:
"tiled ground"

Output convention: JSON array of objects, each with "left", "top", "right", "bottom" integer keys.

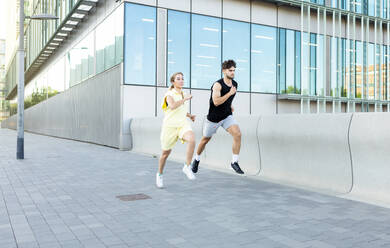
[{"left": 1, "top": 128, "right": 390, "bottom": 248}]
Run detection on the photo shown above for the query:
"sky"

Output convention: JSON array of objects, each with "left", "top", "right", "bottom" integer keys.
[{"left": 0, "top": 0, "right": 6, "bottom": 39}]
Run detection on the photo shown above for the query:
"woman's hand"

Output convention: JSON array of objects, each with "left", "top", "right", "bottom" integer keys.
[
  {"left": 184, "top": 94, "right": 192, "bottom": 101},
  {"left": 187, "top": 113, "right": 196, "bottom": 122}
]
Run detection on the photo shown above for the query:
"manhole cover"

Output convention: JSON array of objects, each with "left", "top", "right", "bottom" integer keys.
[{"left": 116, "top": 194, "right": 151, "bottom": 201}]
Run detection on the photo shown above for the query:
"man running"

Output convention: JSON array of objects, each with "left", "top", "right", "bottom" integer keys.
[{"left": 191, "top": 60, "right": 244, "bottom": 174}]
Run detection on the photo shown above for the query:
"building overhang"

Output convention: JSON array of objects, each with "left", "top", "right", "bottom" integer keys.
[{"left": 6, "top": 0, "right": 100, "bottom": 100}]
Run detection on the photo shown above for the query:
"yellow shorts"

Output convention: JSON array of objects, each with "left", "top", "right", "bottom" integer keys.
[{"left": 160, "top": 123, "right": 192, "bottom": 151}]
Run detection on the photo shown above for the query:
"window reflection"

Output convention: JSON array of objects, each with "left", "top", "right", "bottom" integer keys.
[
  {"left": 124, "top": 3, "right": 156, "bottom": 85},
  {"left": 317, "top": 35, "right": 324, "bottom": 96},
  {"left": 368, "top": 43, "right": 375, "bottom": 100},
  {"left": 191, "top": 14, "right": 221, "bottom": 89},
  {"left": 251, "top": 24, "right": 276, "bottom": 93},
  {"left": 167, "top": 10, "right": 190, "bottom": 88},
  {"left": 355, "top": 41, "right": 363, "bottom": 99},
  {"left": 301, "top": 32, "right": 309, "bottom": 95},
  {"left": 223, "top": 19, "right": 250, "bottom": 92}
]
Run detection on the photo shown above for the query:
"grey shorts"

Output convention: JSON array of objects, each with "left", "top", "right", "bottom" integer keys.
[{"left": 203, "top": 115, "right": 238, "bottom": 138}]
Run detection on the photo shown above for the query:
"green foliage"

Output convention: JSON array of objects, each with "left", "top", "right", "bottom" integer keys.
[
  {"left": 9, "top": 87, "right": 58, "bottom": 116},
  {"left": 280, "top": 86, "right": 301, "bottom": 94}
]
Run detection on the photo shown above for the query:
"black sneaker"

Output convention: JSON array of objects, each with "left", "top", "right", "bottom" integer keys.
[
  {"left": 231, "top": 162, "right": 244, "bottom": 174},
  {"left": 191, "top": 159, "right": 199, "bottom": 173}
]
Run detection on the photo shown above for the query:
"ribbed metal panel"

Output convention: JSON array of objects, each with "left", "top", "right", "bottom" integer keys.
[{"left": 1, "top": 64, "right": 121, "bottom": 148}]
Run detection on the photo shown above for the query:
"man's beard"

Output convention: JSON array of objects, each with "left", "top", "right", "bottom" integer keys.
[{"left": 226, "top": 75, "right": 234, "bottom": 80}]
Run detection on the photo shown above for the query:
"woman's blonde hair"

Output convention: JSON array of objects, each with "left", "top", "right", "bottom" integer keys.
[{"left": 169, "top": 72, "right": 184, "bottom": 89}]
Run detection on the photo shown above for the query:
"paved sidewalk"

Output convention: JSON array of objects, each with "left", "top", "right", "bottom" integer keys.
[{"left": 0, "top": 128, "right": 390, "bottom": 248}]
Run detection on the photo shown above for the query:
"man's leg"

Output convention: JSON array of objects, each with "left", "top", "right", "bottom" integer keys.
[
  {"left": 191, "top": 119, "right": 219, "bottom": 173},
  {"left": 226, "top": 124, "right": 241, "bottom": 156},
  {"left": 196, "top": 136, "right": 211, "bottom": 157},
  {"left": 226, "top": 124, "right": 244, "bottom": 174},
  {"left": 191, "top": 136, "right": 211, "bottom": 173}
]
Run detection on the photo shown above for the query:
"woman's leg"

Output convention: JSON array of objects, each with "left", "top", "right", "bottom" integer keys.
[
  {"left": 158, "top": 149, "right": 171, "bottom": 174},
  {"left": 182, "top": 130, "right": 195, "bottom": 166}
]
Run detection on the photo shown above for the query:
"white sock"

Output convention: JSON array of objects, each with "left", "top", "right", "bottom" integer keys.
[
  {"left": 232, "top": 154, "right": 239, "bottom": 163},
  {"left": 195, "top": 154, "right": 201, "bottom": 161}
]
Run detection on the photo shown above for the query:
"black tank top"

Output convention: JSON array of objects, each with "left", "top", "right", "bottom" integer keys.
[{"left": 207, "top": 78, "right": 238, "bottom": 123}]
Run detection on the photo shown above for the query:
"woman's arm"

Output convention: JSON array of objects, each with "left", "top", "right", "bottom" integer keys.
[{"left": 166, "top": 94, "right": 192, "bottom": 110}]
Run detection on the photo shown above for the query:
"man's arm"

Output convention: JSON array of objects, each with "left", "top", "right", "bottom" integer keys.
[{"left": 212, "top": 83, "right": 236, "bottom": 106}]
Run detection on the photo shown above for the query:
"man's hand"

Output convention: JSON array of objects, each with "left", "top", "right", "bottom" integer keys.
[
  {"left": 231, "top": 106, "right": 234, "bottom": 113},
  {"left": 189, "top": 114, "right": 196, "bottom": 122},
  {"left": 229, "top": 86, "right": 237, "bottom": 96}
]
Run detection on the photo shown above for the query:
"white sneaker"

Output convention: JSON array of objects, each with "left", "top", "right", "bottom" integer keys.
[
  {"left": 156, "top": 173, "right": 164, "bottom": 188},
  {"left": 182, "top": 164, "right": 196, "bottom": 180}
]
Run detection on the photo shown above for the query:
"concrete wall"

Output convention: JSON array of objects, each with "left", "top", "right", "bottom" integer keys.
[
  {"left": 2, "top": 65, "right": 121, "bottom": 148},
  {"left": 258, "top": 114, "right": 353, "bottom": 194},
  {"left": 348, "top": 113, "right": 390, "bottom": 206},
  {"left": 128, "top": 112, "right": 390, "bottom": 207}
]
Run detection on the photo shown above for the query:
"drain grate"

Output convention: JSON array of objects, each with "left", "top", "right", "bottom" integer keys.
[{"left": 116, "top": 193, "right": 151, "bottom": 201}]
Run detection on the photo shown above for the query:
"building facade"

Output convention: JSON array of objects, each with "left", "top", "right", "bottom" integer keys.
[
  {"left": 3, "top": 0, "right": 390, "bottom": 147},
  {"left": 0, "top": 39, "right": 9, "bottom": 121}
]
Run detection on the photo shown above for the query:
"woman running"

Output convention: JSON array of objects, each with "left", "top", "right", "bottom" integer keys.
[{"left": 156, "top": 72, "right": 196, "bottom": 188}]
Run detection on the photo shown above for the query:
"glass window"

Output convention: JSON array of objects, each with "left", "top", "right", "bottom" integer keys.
[
  {"left": 96, "top": 18, "right": 107, "bottom": 74},
  {"left": 65, "top": 52, "right": 70, "bottom": 90},
  {"left": 78, "top": 33, "right": 92, "bottom": 81},
  {"left": 343, "top": 38, "right": 351, "bottom": 98},
  {"left": 341, "top": 38, "right": 346, "bottom": 97},
  {"left": 355, "top": 41, "right": 363, "bottom": 99},
  {"left": 301, "top": 32, "right": 310, "bottom": 95},
  {"left": 115, "top": 5, "right": 124, "bottom": 65},
  {"left": 340, "top": 0, "right": 346, "bottom": 9},
  {"left": 251, "top": 24, "right": 276, "bottom": 93},
  {"left": 278, "top": 29, "right": 299, "bottom": 94},
  {"left": 310, "top": 33, "right": 317, "bottom": 96},
  {"left": 88, "top": 31, "right": 95, "bottom": 78},
  {"left": 278, "top": 29, "right": 286, "bottom": 94},
  {"left": 286, "top": 30, "right": 296, "bottom": 94},
  {"left": 349, "top": 40, "right": 355, "bottom": 99},
  {"left": 167, "top": 10, "right": 190, "bottom": 88},
  {"left": 47, "top": 57, "right": 64, "bottom": 98},
  {"left": 191, "top": 14, "right": 221, "bottom": 89},
  {"left": 317, "top": 34, "right": 325, "bottom": 96},
  {"left": 376, "top": 44, "right": 380, "bottom": 100},
  {"left": 67, "top": 47, "right": 80, "bottom": 87},
  {"left": 124, "top": 3, "right": 156, "bottom": 85},
  {"left": 331, "top": 37, "right": 338, "bottom": 97},
  {"left": 222, "top": 19, "right": 250, "bottom": 92},
  {"left": 105, "top": 13, "right": 116, "bottom": 70},
  {"left": 382, "top": 45, "right": 387, "bottom": 100},
  {"left": 368, "top": 0, "right": 375, "bottom": 16},
  {"left": 353, "top": 0, "right": 362, "bottom": 13},
  {"left": 295, "top": 31, "right": 301, "bottom": 94},
  {"left": 331, "top": 0, "right": 338, "bottom": 8},
  {"left": 368, "top": 43, "right": 375, "bottom": 100}
]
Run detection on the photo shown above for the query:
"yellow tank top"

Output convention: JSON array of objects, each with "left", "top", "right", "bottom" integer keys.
[{"left": 161, "top": 89, "right": 189, "bottom": 127}]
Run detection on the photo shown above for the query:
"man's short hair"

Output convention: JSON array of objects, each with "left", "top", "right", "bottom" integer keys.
[{"left": 222, "top": 60, "right": 236, "bottom": 70}]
